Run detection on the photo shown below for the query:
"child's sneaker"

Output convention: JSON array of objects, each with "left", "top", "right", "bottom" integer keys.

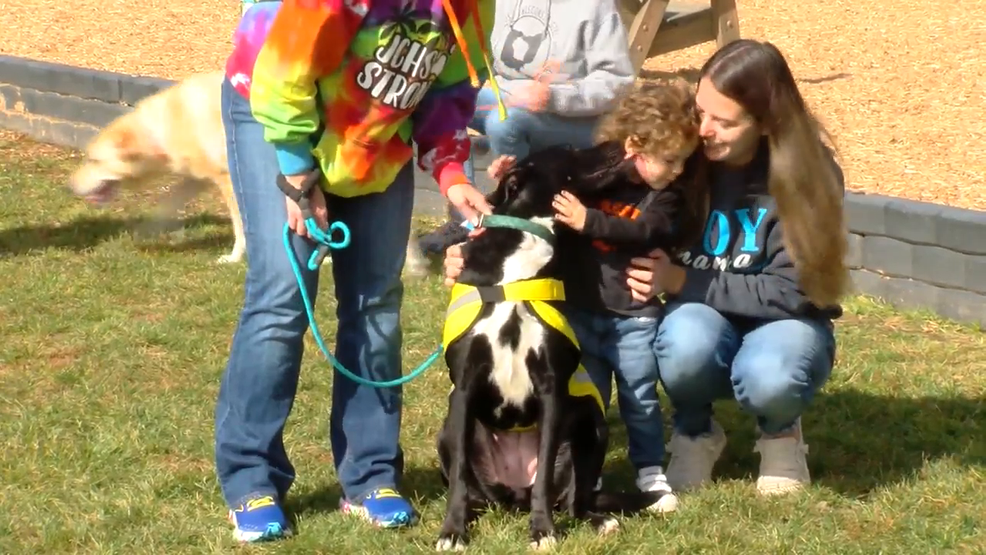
[
  {"left": 635, "top": 466, "right": 679, "bottom": 513},
  {"left": 340, "top": 487, "right": 419, "bottom": 528},
  {"left": 228, "top": 494, "right": 291, "bottom": 542}
]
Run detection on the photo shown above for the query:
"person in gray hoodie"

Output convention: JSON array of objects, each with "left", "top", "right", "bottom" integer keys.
[
  {"left": 481, "top": 0, "right": 634, "bottom": 152},
  {"left": 415, "top": 0, "right": 634, "bottom": 253}
]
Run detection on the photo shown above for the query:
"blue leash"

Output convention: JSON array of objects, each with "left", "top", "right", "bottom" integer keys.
[{"left": 278, "top": 170, "right": 443, "bottom": 388}]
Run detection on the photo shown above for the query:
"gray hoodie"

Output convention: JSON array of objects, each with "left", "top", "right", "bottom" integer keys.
[{"left": 489, "top": 0, "right": 635, "bottom": 117}]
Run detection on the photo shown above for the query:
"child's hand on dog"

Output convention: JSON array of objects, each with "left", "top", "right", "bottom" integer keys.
[
  {"left": 552, "top": 191, "right": 587, "bottom": 231},
  {"left": 488, "top": 155, "right": 516, "bottom": 181}
]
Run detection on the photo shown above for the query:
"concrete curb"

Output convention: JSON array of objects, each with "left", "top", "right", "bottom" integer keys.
[
  {"left": 0, "top": 54, "right": 465, "bottom": 217},
  {"left": 1, "top": 55, "right": 984, "bottom": 327},
  {"left": 845, "top": 193, "right": 986, "bottom": 325}
]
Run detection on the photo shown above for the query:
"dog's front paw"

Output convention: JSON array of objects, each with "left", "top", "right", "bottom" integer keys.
[
  {"left": 216, "top": 253, "right": 243, "bottom": 264},
  {"left": 435, "top": 531, "right": 468, "bottom": 551},
  {"left": 528, "top": 519, "right": 557, "bottom": 551},
  {"left": 528, "top": 533, "right": 556, "bottom": 551},
  {"left": 594, "top": 515, "right": 620, "bottom": 536}
]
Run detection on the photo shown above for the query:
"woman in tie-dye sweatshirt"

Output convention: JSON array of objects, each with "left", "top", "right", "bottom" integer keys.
[{"left": 215, "top": 0, "right": 500, "bottom": 542}]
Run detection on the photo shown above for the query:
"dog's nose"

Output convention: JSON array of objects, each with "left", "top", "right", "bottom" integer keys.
[
  {"left": 76, "top": 178, "right": 121, "bottom": 204},
  {"left": 88, "top": 179, "right": 121, "bottom": 194}
]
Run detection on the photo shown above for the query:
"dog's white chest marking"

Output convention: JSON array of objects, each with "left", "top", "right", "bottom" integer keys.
[
  {"left": 472, "top": 303, "right": 543, "bottom": 406},
  {"left": 471, "top": 217, "right": 555, "bottom": 408}
]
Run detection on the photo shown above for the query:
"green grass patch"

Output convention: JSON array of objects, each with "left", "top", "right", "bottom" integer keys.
[{"left": 1, "top": 134, "right": 983, "bottom": 554}]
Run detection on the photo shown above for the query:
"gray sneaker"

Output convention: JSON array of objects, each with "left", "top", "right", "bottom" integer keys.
[
  {"left": 665, "top": 419, "right": 727, "bottom": 492},
  {"left": 754, "top": 418, "right": 810, "bottom": 495}
]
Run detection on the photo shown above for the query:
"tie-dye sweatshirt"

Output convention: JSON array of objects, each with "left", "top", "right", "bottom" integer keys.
[{"left": 226, "top": 0, "right": 502, "bottom": 198}]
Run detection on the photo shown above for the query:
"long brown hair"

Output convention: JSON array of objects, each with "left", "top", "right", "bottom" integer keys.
[{"left": 700, "top": 39, "right": 849, "bottom": 308}]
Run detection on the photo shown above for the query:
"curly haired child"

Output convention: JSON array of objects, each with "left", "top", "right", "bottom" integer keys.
[{"left": 549, "top": 78, "right": 705, "bottom": 513}]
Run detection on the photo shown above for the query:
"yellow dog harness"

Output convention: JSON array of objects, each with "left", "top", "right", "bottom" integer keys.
[{"left": 442, "top": 278, "right": 606, "bottom": 431}]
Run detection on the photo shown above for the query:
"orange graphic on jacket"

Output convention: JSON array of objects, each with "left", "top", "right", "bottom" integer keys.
[{"left": 592, "top": 200, "right": 641, "bottom": 253}]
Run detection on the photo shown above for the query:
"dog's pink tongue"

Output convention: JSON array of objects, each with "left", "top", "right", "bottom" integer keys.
[
  {"left": 490, "top": 431, "right": 540, "bottom": 489},
  {"left": 84, "top": 188, "right": 117, "bottom": 206}
]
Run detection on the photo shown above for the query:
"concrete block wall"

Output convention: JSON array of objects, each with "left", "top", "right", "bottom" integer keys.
[
  {"left": 0, "top": 55, "right": 170, "bottom": 148},
  {"left": 1, "top": 55, "right": 984, "bottom": 327},
  {"left": 845, "top": 193, "right": 986, "bottom": 326},
  {"left": 0, "top": 54, "right": 464, "bottom": 217}
]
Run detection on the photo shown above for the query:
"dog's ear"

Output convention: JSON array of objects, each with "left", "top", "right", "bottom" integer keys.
[
  {"left": 486, "top": 185, "right": 504, "bottom": 208},
  {"left": 487, "top": 168, "right": 523, "bottom": 208},
  {"left": 563, "top": 145, "right": 630, "bottom": 201},
  {"left": 487, "top": 177, "right": 509, "bottom": 207}
]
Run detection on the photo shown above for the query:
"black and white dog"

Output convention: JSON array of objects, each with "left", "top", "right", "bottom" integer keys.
[{"left": 434, "top": 145, "right": 670, "bottom": 551}]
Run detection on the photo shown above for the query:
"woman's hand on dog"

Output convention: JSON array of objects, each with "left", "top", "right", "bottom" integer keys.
[
  {"left": 626, "top": 249, "right": 686, "bottom": 301},
  {"left": 446, "top": 182, "right": 492, "bottom": 227},
  {"left": 283, "top": 172, "right": 329, "bottom": 239}
]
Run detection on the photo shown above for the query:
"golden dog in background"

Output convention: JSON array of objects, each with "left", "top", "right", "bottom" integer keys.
[
  {"left": 69, "top": 70, "right": 433, "bottom": 275},
  {"left": 69, "top": 71, "right": 243, "bottom": 263}
]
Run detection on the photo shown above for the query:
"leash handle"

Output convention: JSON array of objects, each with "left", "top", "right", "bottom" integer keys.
[
  {"left": 305, "top": 219, "right": 351, "bottom": 270},
  {"left": 276, "top": 169, "right": 323, "bottom": 221},
  {"left": 277, "top": 169, "right": 349, "bottom": 270},
  {"left": 281, "top": 221, "right": 443, "bottom": 387},
  {"left": 276, "top": 168, "right": 442, "bottom": 387},
  {"left": 310, "top": 245, "right": 332, "bottom": 269}
]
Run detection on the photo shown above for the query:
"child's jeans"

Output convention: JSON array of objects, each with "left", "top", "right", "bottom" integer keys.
[{"left": 564, "top": 306, "right": 667, "bottom": 470}]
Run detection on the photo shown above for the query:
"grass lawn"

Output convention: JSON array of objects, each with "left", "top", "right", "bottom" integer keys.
[{"left": 1, "top": 133, "right": 984, "bottom": 554}]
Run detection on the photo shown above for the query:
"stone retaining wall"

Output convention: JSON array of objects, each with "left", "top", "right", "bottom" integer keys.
[{"left": 845, "top": 193, "right": 986, "bottom": 325}]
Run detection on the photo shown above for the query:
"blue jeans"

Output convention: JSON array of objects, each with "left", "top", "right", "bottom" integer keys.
[
  {"left": 447, "top": 86, "right": 600, "bottom": 223},
  {"left": 565, "top": 307, "right": 666, "bottom": 470},
  {"left": 654, "top": 303, "right": 836, "bottom": 437},
  {"left": 214, "top": 77, "right": 413, "bottom": 508}
]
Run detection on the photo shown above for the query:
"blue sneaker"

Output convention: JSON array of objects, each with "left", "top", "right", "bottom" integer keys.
[
  {"left": 340, "top": 487, "right": 419, "bottom": 528},
  {"left": 228, "top": 494, "right": 292, "bottom": 542}
]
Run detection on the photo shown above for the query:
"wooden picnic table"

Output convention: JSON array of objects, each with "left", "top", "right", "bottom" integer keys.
[{"left": 617, "top": 0, "right": 741, "bottom": 72}]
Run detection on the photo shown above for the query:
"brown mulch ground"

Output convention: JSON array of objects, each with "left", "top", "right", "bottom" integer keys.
[{"left": 2, "top": 0, "right": 984, "bottom": 210}]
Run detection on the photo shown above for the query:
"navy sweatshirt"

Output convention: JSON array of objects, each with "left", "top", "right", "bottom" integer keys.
[
  {"left": 671, "top": 143, "right": 845, "bottom": 322},
  {"left": 561, "top": 150, "right": 688, "bottom": 319}
]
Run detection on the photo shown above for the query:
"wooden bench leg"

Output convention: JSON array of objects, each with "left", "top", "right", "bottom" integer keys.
[
  {"left": 626, "top": 0, "right": 670, "bottom": 74},
  {"left": 710, "top": 0, "right": 741, "bottom": 47}
]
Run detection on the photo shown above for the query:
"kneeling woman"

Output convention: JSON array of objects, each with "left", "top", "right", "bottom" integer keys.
[{"left": 626, "top": 39, "right": 849, "bottom": 496}]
